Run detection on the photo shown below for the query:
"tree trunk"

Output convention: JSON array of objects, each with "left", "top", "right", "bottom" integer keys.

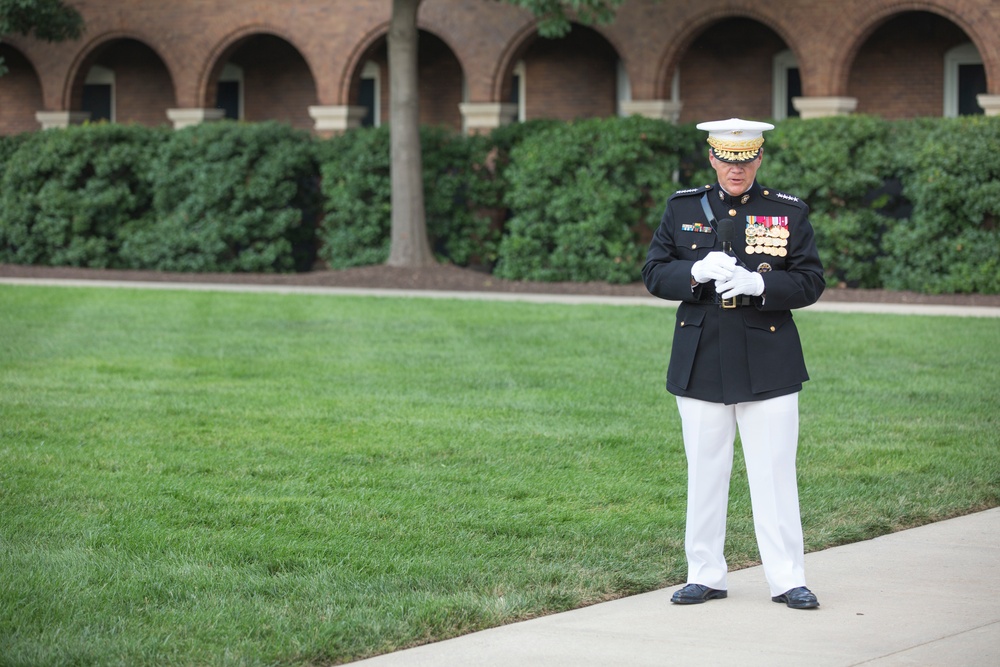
[{"left": 387, "top": 0, "right": 435, "bottom": 267}]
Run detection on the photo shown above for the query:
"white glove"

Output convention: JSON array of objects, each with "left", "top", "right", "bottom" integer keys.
[
  {"left": 716, "top": 266, "right": 765, "bottom": 299},
  {"left": 691, "top": 251, "right": 737, "bottom": 283}
]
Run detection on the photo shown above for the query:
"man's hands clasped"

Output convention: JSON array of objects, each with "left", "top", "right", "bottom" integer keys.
[
  {"left": 716, "top": 266, "right": 764, "bottom": 299},
  {"left": 691, "top": 251, "right": 764, "bottom": 299},
  {"left": 691, "top": 251, "right": 736, "bottom": 283}
]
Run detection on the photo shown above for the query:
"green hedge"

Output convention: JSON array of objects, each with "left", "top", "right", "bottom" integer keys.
[
  {"left": 0, "top": 124, "right": 166, "bottom": 268},
  {"left": 764, "top": 116, "right": 898, "bottom": 288},
  {"left": 496, "top": 116, "right": 702, "bottom": 283},
  {"left": 884, "top": 117, "right": 1000, "bottom": 293},
  {"left": 1, "top": 116, "right": 998, "bottom": 293},
  {"left": 315, "top": 121, "right": 558, "bottom": 270},
  {"left": 121, "top": 121, "right": 321, "bottom": 273},
  {"left": 764, "top": 115, "right": 1000, "bottom": 293},
  {"left": 0, "top": 132, "right": 29, "bottom": 174}
]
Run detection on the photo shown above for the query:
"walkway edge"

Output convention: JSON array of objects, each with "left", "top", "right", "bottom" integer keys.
[
  {"left": 347, "top": 508, "right": 1000, "bottom": 666},
  {"left": 2, "top": 277, "right": 998, "bottom": 317}
]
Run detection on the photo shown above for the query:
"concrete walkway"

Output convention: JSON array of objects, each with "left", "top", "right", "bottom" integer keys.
[{"left": 350, "top": 509, "right": 1000, "bottom": 667}]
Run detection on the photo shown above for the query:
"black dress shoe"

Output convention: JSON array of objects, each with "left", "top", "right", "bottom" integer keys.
[
  {"left": 671, "top": 583, "right": 728, "bottom": 605},
  {"left": 772, "top": 586, "right": 819, "bottom": 609}
]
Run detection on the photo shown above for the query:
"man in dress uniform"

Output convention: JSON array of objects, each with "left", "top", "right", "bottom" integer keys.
[{"left": 642, "top": 118, "right": 825, "bottom": 609}]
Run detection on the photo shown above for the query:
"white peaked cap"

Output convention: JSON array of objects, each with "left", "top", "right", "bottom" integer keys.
[{"left": 696, "top": 118, "right": 775, "bottom": 163}]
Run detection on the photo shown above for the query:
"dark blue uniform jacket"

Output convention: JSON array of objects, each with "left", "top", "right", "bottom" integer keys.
[{"left": 642, "top": 181, "right": 825, "bottom": 405}]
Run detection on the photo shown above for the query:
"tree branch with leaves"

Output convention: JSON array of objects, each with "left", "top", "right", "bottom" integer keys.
[{"left": 0, "top": 0, "right": 83, "bottom": 75}]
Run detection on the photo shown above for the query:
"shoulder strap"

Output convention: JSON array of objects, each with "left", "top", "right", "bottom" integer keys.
[{"left": 700, "top": 193, "right": 716, "bottom": 225}]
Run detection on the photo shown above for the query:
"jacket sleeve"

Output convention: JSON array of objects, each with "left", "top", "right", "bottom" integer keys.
[{"left": 642, "top": 197, "right": 711, "bottom": 302}]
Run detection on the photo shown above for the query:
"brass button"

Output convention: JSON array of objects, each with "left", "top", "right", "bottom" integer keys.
[
  {"left": 763, "top": 190, "right": 770, "bottom": 195},
  {"left": 729, "top": 208, "right": 737, "bottom": 217},
  {"left": 680, "top": 321, "right": 686, "bottom": 327},
  {"left": 769, "top": 326, "right": 776, "bottom": 332},
  {"left": 691, "top": 244, "right": 697, "bottom": 250}
]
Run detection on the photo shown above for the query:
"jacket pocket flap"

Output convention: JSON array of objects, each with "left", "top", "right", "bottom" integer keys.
[
  {"left": 677, "top": 307, "right": 706, "bottom": 329},
  {"left": 742, "top": 309, "right": 791, "bottom": 332}
]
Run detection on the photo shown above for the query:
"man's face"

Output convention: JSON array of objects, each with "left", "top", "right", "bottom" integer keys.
[{"left": 710, "top": 150, "right": 762, "bottom": 196}]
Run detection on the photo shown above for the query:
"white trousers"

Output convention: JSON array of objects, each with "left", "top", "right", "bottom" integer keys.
[{"left": 676, "top": 394, "right": 806, "bottom": 596}]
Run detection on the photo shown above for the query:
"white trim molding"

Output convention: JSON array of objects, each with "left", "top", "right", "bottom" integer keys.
[
  {"left": 166, "top": 108, "right": 226, "bottom": 129},
  {"left": 35, "top": 111, "right": 90, "bottom": 130},
  {"left": 977, "top": 94, "right": 1000, "bottom": 116},
  {"left": 791, "top": 96, "right": 857, "bottom": 119},
  {"left": 944, "top": 43, "right": 984, "bottom": 117},
  {"left": 619, "top": 99, "right": 683, "bottom": 123},
  {"left": 459, "top": 103, "right": 518, "bottom": 134},
  {"left": 308, "top": 105, "right": 368, "bottom": 133}
]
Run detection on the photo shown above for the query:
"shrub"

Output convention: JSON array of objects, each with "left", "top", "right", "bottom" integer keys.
[
  {"left": 495, "top": 116, "right": 701, "bottom": 283},
  {"left": 0, "top": 123, "right": 165, "bottom": 267},
  {"left": 314, "top": 127, "right": 392, "bottom": 268},
  {"left": 120, "top": 121, "right": 320, "bottom": 273},
  {"left": 0, "top": 132, "right": 29, "bottom": 175},
  {"left": 764, "top": 116, "right": 900, "bottom": 288},
  {"left": 882, "top": 116, "right": 1000, "bottom": 293},
  {"left": 420, "top": 126, "right": 499, "bottom": 267},
  {"left": 3, "top": 115, "right": 997, "bottom": 295},
  {"left": 316, "top": 125, "right": 530, "bottom": 270}
]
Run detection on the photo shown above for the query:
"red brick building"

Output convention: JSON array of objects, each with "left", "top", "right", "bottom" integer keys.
[{"left": 1, "top": 0, "right": 997, "bottom": 136}]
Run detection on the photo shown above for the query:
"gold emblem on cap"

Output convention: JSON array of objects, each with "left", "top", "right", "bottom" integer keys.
[{"left": 706, "top": 135, "right": 765, "bottom": 162}]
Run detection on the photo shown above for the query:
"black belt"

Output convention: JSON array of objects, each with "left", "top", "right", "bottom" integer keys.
[
  {"left": 710, "top": 295, "right": 754, "bottom": 307},
  {"left": 731, "top": 295, "right": 754, "bottom": 308}
]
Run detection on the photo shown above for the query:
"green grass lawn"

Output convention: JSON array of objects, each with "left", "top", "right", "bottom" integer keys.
[{"left": 1, "top": 284, "right": 998, "bottom": 666}]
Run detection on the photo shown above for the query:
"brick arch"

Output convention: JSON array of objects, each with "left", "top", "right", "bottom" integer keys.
[
  {"left": 412, "top": 28, "right": 466, "bottom": 130},
  {"left": 339, "top": 22, "right": 467, "bottom": 130},
  {"left": 832, "top": 1, "right": 992, "bottom": 96},
  {"left": 62, "top": 30, "right": 177, "bottom": 111},
  {"left": 338, "top": 22, "right": 389, "bottom": 106},
  {"left": 199, "top": 24, "right": 318, "bottom": 109},
  {"left": 491, "top": 21, "right": 541, "bottom": 103},
  {"left": 490, "top": 21, "right": 625, "bottom": 112},
  {"left": 339, "top": 20, "right": 471, "bottom": 105},
  {"left": 491, "top": 22, "right": 623, "bottom": 120},
  {"left": 654, "top": 6, "right": 800, "bottom": 101},
  {"left": 0, "top": 43, "right": 44, "bottom": 133},
  {"left": 416, "top": 18, "right": 469, "bottom": 73}
]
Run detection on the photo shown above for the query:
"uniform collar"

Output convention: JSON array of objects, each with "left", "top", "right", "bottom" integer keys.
[{"left": 716, "top": 181, "right": 760, "bottom": 207}]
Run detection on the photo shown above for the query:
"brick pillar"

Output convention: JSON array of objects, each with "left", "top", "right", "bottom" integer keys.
[
  {"left": 308, "top": 106, "right": 368, "bottom": 136},
  {"left": 619, "top": 100, "right": 683, "bottom": 124},
  {"left": 977, "top": 94, "right": 1000, "bottom": 116},
  {"left": 166, "top": 108, "right": 225, "bottom": 129},
  {"left": 791, "top": 97, "right": 858, "bottom": 119},
  {"left": 35, "top": 111, "right": 90, "bottom": 130},
  {"left": 459, "top": 103, "right": 518, "bottom": 135}
]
